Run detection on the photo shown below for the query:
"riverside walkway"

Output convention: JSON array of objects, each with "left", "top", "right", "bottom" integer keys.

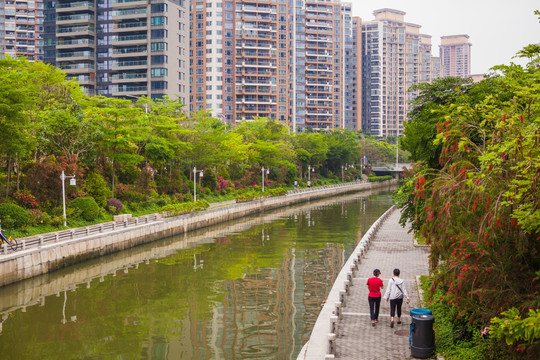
[{"left": 297, "top": 206, "right": 431, "bottom": 359}]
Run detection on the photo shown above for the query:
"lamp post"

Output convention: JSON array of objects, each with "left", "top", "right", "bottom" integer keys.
[
  {"left": 193, "top": 167, "right": 203, "bottom": 202},
  {"left": 261, "top": 166, "right": 269, "bottom": 192},
  {"left": 341, "top": 164, "right": 353, "bottom": 182},
  {"left": 308, "top": 165, "right": 314, "bottom": 188},
  {"left": 60, "top": 170, "right": 76, "bottom": 227}
]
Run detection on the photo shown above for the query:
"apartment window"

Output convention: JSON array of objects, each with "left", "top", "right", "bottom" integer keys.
[
  {"left": 151, "top": 81, "right": 168, "bottom": 90},
  {"left": 151, "top": 42, "right": 167, "bottom": 51},
  {"left": 151, "top": 3, "right": 167, "bottom": 13},
  {"left": 151, "top": 16, "right": 167, "bottom": 26},
  {"left": 151, "top": 29, "right": 167, "bottom": 39},
  {"left": 151, "top": 55, "right": 167, "bottom": 64},
  {"left": 151, "top": 68, "right": 168, "bottom": 77}
]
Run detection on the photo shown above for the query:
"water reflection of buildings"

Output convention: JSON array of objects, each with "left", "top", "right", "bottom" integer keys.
[{"left": 175, "top": 213, "right": 346, "bottom": 359}]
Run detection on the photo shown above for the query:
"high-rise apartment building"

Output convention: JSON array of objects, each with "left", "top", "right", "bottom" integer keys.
[
  {"left": 431, "top": 56, "right": 442, "bottom": 79},
  {"left": 0, "top": 0, "right": 44, "bottom": 61},
  {"left": 361, "top": 9, "right": 431, "bottom": 137},
  {"left": 440, "top": 34, "right": 471, "bottom": 78},
  {"left": 43, "top": 0, "right": 189, "bottom": 102},
  {"left": 189, "top": 0, "right": 356, "bottom": 132},
  {"left": 419, "top": 34, "right": 433, "bottom": 83}
]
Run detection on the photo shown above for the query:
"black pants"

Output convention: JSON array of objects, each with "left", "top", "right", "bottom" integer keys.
[
  {"left": 368, "top": 296, "right": 381, "bottom": 321},
  {"left": 389, "top": 298, "right": 404, "bottom": 317}
]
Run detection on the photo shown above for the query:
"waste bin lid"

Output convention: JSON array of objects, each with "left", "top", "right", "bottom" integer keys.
[{"left": 410, "top": 308, "right": 432, "bottom": 317}]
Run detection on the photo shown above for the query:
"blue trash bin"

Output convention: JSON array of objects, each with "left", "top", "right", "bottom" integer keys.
[{"left": 409, "top": 309, "right": 432, "bottom": 346}]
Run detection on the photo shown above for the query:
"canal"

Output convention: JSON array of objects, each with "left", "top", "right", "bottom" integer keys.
[{"left": 0, "top": 189, "right": 394, "bottom": 360}]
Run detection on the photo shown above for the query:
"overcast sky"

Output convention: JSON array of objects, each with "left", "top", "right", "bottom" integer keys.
[{"left": 352, "top": 0, "right": 539, "bottom": 74}]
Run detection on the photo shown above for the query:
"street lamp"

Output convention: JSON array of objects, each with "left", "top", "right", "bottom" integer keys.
[
  {"left": 60, "top": 170, "right": 76, "bottom": 227},
  {"left": 308, "top": 165, "right": 314, "bottom": 188},
  {"left": 341, "top": 164, "right": 354, "bottom": 182},
  {"left": 261, "top": 166, "right": 269, "bottom": 192},
  {"left": 193, "top": 166, "right": 203, "bottom": 201}
]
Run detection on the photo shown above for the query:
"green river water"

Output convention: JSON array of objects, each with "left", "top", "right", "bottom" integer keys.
[{"left": 0, "top": 189, "right": 394, "bottom": 360}]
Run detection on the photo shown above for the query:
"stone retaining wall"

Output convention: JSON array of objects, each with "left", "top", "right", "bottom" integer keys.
[{"left": 0, "top": 180, "right": 396, "bottom": 287}]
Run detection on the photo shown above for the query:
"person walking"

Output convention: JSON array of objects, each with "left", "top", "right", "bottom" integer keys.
[
  {"left": 366, "top": 269, "right": 383, "bottom": 326},
  {"left": 384, "top": 268, "right": 410, "bottom": 328}
]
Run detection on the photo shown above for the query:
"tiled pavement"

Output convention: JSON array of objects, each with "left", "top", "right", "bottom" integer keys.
[{"left": 334, "top": 209, "right": 431, "bottom": 359}]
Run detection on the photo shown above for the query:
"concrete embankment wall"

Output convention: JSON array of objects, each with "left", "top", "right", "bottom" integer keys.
[{"left": 0, "top": 181, "right": 396, "bottom": 288}]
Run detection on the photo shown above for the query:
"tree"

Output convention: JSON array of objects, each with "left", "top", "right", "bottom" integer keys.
[{"left": 82, "top": 96, "right": 145, "bottom": 196}]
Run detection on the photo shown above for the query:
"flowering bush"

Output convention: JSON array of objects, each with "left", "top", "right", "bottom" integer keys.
[
  {"left": 216, "top": 176, "right": 231, "bottom": 193},
  {"left": 106, "top": 198, "right": 123, "bottom": 214},
  {"left": 28, "top": 209, "right": 52, "bottom": 226},
  {"left": 13, "top": 189, "right": 38, "bottom": 209}
]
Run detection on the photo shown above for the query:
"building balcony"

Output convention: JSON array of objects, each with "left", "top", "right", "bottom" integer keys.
[
  {"left": 113, "top": 22, "right": 147, "bottom": 33},
  {"left": 60, "top": 63, "right": 95, "bottom": 74},
  {"left": 112, "top": 0, "right": 147, "bottom": 9},
  {"left": 56, "top": 38, "right": 95, "bottom": 49},
  {"left": 56, "top": 2, "right": 94, "bottom": 13},
  {"left": 112, "top": 8, "right": 147, "bottom": 20},
  {"left": 111, "top": 73, "right": 147, "bottom": 83},
  {"left": 56, "top": 14, "right": 95, "bottom": 25},
  {"left": 57, "top": 26, "right": 95, "bottom": 36},
  {"left": 67, "top": 74, "right": 95, "bottom": 85},
  {"left": 112, "top": 59, "right": 148, "bottom": 70},
  {"left": 240, "top": 61, "right": 275, "bottom": 68},
  {"left": 111, "top": 85, "right": 148, "bottom": 97},
  {"left": 57, "top": 50, "right": 95, "bottom": 61},
  {"left": 112, "top": 48, "right": 147, "bottom": 58},
  {"left": 111, "top": 34, "right": 147, "bottom": 46}
]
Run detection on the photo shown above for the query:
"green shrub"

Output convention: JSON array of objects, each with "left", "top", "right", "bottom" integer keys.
[
  {"left": 85, "top": 171, "right": 111, "bottom": 207},
  {"left": 0, "top": 203, "right": 31, "bottom": 228},
  {"left": 69, "top": 197, "right": 101, "bottom": 221},
  {"left": 85, "top": 171, "right": 111, "bottom": 206},
  {"left": 158, "top": 200, "right": 210, "bottom": 217},
  {"left": 367, "top": 175, "right": 394, "bottom": 182},
  {"left": 265, "top": 187, "right": 288, "bottom": 197},
  {"left": 28, "top": 209, "right": 52, "bottom": 226}
]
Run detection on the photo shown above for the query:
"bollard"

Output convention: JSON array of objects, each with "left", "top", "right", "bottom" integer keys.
[
  {"left": 86, "top": 227, "right": 90, "bottom": 235},
  {"left": 339, "top": 290, "right": 346, "bottom": 307},
  {"left": 136, "top": 217, "right": 139, "bottom": 225},
  {"left": 327, "top": 333, "right": 336, "bottom": 356},
  {"left": 334, "top": 302, "right": 342, "bottom": 320},
  {"left": 347, "top": 272, "right": 353, "bottom": 284},
  {"left": 353, "top": 258, "right": 359, "bottom": 270},
  {"left": 344, "top": 280, "right": 351, "bottom": 295},
  {"left": 100, "top": 225, "right": 104, "bottom": 233},
  {"left": 124, "top": 220, "right": 128, "bottom": 228},
  {"left": 55, "top": 233, "right": 59, "bottom": 242},
  {"left": 39, "top": 236, "right": 44, "bottom": 247},
  {"left": 357, "top": 252, "right": 362, "bottom": 264},
  {"left": 329, "top": 315, "right": 339, "bottom": 335},
  {"left": 350, "top": 264, "right": 356, "bottom": 275},
  {"left": 70, "top": 230, "right": 75, "bottom": 238},
  {"left": 22, "top": 240, "right": 26, "bottom": 250}
]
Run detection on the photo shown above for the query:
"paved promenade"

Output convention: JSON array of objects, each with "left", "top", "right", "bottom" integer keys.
[{"left": 298, "top": 207, "right": 431, "bottom": 359}]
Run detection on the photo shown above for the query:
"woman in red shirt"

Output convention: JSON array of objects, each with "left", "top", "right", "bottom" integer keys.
[{"left": 367, "top": 269, "right": 384, "bottom": 326}]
